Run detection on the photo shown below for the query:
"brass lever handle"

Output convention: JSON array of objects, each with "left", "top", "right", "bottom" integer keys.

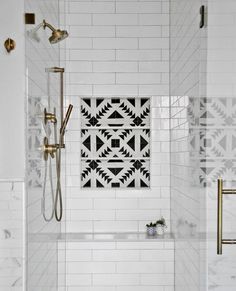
[
  {"left": 43, "top": 137, "right": 58, "bottom": 161},
  {"left": 43, "top": 137, "right": 65, "bottom": 161}
]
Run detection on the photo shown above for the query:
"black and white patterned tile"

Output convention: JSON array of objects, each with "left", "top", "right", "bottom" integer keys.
[
  {"left": 81, "top": 97, "right": 150, "bottom": 128},
  {"left": 200, "top": 159, "right": 236, "bottom": 187},
  {"left": 81, "top": 97, "right": 151, "bottom": 189},
  {"left": 199, "top": 97, "right": 236, "bottom": 128},
  {"left": 81, "top": 159, "right": 150, "bottom": 188},
  {"left": 200, "top": 128, "right": 236, "bottom": 158},
  {"left": 81, "top": 128, "right": 150, "bottom": 159}
]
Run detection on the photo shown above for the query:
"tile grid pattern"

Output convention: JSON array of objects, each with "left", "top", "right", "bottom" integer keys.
[
  {"left": 64, "top": 0, "right": 171, "bottom": 233},
  {"left": 58, "top": 239, "right": 174, "bottom": 291},
  {"left": 62, "top": 1, "right": 171, "bottom": 290},
  {"left": 63, "top": 0, "right": 169, "bottom": 97}
]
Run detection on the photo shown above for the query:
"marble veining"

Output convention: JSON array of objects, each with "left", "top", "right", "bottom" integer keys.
[{"left": 0, "top": 181, "right": 23, "bottom": 289}]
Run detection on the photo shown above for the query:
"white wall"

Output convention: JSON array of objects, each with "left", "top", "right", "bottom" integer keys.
[
  {"left": 0, "top": 1, "right": 25, "bottom": 179},
  {"left": 63, "top": 0, "right": 170, "bottom": 234}
]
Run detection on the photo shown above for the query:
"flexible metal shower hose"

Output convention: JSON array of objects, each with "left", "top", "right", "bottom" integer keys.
[{"left": 42, "top": 156, "right": 55, "bottom": 222}]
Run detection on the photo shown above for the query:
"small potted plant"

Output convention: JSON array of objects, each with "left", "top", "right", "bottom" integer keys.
[
  {"left": 146, "top": 222, "right": 157, "bottom": 236},
  {"left": 155, "top": 217, "right": 167, "bottom": 235}
]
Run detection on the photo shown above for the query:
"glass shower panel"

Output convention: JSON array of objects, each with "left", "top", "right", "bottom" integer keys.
[
  {"left": 25, "top": 0, "right": 66, "bottom": 290},
  {"left": 170, "top": 0, "right": 208, "bottom": 290},
  {"left": 205, "top": 0, "right": 236, "bottom": 289},
  {"left": 204, "top": 98, "right": 236, "bottom": 290}
]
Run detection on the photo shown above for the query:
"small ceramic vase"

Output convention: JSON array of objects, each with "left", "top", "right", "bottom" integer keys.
[
  {"left": 156, "top": 225, "right": 165, "bottom": 235},
  {"left": 146, "top": 226, "right": 157, "bottom": 236}
]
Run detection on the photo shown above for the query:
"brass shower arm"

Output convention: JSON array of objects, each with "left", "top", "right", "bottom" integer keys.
[
  {"left": 29, "top": 20, "right": 55, "bottom": 33},
  {"left": 42, "top": 20, "right": 56, "bottom": 32}
]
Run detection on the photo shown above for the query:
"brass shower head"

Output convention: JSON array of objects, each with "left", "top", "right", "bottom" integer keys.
[
  {"left": 27, "top": 19, "right": 68, "bottom": 44},
  {"left": 42, "top": 20, "right": 68, "bottom": 44}
]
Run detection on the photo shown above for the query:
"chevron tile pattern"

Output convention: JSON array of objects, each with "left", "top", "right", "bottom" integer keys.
[{"left": 81, "top": 97, "right": 151, "bottom": 188}]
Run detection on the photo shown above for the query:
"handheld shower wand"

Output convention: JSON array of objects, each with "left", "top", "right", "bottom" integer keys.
[{"left": 60, "top": 104, "right": 73, "bottom": 141}]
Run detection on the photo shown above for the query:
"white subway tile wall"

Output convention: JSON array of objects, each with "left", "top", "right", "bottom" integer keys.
[
  {"left": 0, "top": 181, "right": 24, "bottom": 291},
  {"left": 61, "top": 1, "right": 171, "bottom": 289},
  {"left": 64, "top": 0, "right": 170, "bottom": 234},
  {"left": 207, "top": 0, "right": 236, "bottom": 98},
  {"left": 58, "top": 238, "right": 174, "bottom": 291}
]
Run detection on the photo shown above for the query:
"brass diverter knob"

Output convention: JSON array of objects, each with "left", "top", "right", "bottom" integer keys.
[
  {"left": 44, "top": 108, "right": 57, "bottom": 124},
  {"left": 43, "top": 137, "right": 58, "bottom": 160}
]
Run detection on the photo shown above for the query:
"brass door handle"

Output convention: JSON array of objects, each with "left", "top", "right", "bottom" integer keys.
[
  {"left": 217, "top": 178, "right": 236, "bottom": 255},
  {"left": 217, "top": 178, "right": 223, "bottom": 255}
]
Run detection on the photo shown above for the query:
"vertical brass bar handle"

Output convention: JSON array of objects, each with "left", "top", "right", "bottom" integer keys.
[{"left": 217, "top": 178, "right": 223, "bottom": 255}]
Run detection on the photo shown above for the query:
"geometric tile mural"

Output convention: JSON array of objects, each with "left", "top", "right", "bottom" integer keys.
[
  {"left": 199, "top": 97, "right": 236, "bottom": 127},
  {"left": 81, "top": 97, "right": 150, "bottom": 188},
  {"left": 81, "top": 129, "right": 150, "bottom": 158},
  {"left": 186, "top": 97, "right": 236, "bottom": 187},
  {"left": 81, "top": 97, "right": 150, "bottom": 127},
  {"left": 81, "top": 159, "right": 150, "bottom": 188}
]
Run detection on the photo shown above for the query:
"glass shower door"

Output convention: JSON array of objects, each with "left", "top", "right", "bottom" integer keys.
[{"left": 25, "top": 0, "right": 66, "bottom": 289}]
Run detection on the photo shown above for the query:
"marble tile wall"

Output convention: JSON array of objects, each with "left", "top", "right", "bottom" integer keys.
[{"left": 0, "top": 181, "right": 24, "bottom": 291}]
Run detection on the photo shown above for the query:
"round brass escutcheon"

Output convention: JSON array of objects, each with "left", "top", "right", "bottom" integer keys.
[{"left": 4, "top": 38, "right": 16, "bottom": 53}]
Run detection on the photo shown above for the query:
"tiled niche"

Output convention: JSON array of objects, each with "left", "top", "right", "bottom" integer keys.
[{"left": 81, "top": 97, "right": 150, "bottom": 188}]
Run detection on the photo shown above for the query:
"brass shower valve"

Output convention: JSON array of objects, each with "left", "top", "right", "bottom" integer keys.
[{"left": 43, "top": 137, "right": 65, "bottom": 161}]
